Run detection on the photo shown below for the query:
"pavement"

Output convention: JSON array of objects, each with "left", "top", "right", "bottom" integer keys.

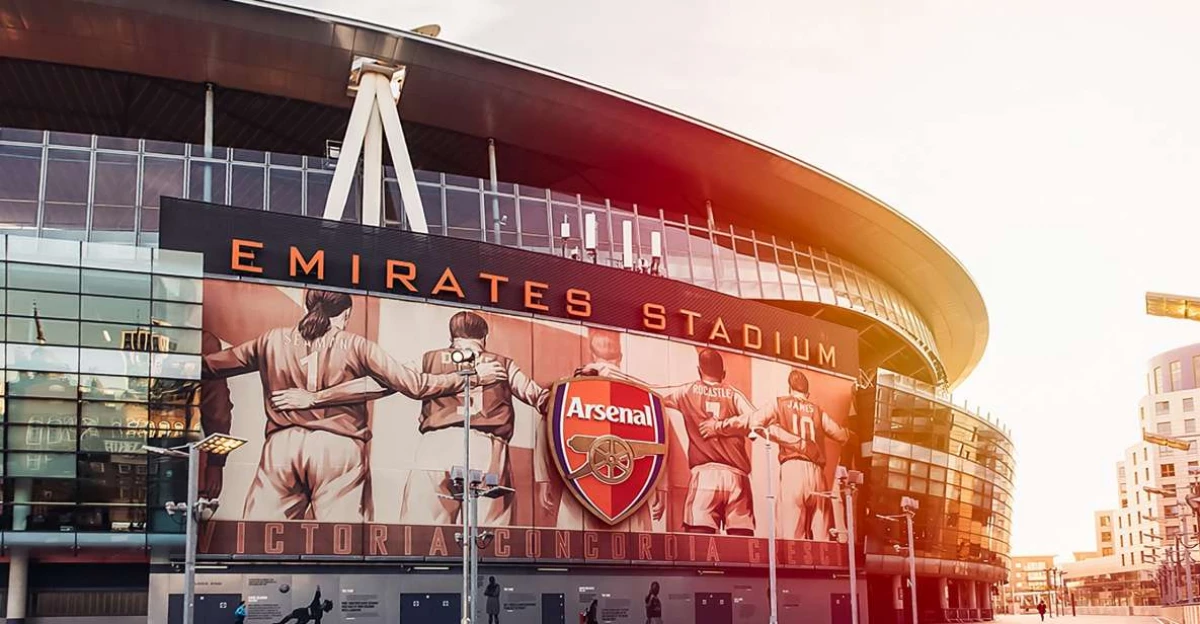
[{"left": 995, "top": 616, "right": 1162, "bottom": 624}]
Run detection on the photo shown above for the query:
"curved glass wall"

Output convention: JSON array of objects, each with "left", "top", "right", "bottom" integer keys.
[
  {"left": 860, "top": 371, "right": 1014, "bottom": 571},
  {"left": 0, "top": 128, "right": 944, "bottom": 382}
]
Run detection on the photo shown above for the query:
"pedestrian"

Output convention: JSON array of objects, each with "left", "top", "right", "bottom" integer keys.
[
  {"left": 586, "top": 599, "right": 599, "bottom": 624},
  {"left": 234, "top": 601, "right": 246, "bottom": 624},
  {"left": 1037, "top": 600, "right": 1047, "bottom": 621},
  {"left": 485, "top": 576, "right": 501, "bottom": 624},
  {"left": 645, "top": 582, "right": 663, "bottom": 624}
]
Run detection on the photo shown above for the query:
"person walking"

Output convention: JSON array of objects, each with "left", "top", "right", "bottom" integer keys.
[
  {"left": 585, "top": 599, "right": 599, "bottom": 624},
  {"left": 1037, "top": 600, "right": 1048, "bottom": 621},
  {"left": 233, "top": 601, "right": 246, "bottom": 624},
  {"left": 644, "top": 582, "right": 663, "bottom": 624},
  {"left": 484, "top": 576, "right": 501, "bottom": 624}
]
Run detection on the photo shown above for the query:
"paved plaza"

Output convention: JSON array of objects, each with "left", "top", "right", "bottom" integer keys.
[{"left": 996, "top": 616, "right": 1164, "bottom": 624}]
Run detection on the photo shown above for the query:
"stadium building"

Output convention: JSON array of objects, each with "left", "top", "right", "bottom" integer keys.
[{"left": 0, "top": 1, "right": 1013, "bottom": 623}]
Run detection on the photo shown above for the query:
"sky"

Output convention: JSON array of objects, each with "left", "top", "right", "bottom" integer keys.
[{"left": 281, "top": 0, "right": 1200, "bottom": 558}]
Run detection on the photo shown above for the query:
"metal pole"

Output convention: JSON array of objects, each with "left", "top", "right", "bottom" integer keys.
[
  {"left": 766, "top": 437, "right": 777, "bottom": 624},
  {"left": 847, "top": 483, "right": 859, "bottom": 624},
  {"left": 488, "top": 138, "right": 500, "bottom": 244},
  {"left": 461, "top": 370, "right": 472, "bottom": 624},
  {"left": 183, "top": 443, "right": 200, "bottom": 624},
  {"left": 470, "top": 484, "right": 479, "bottom": 624},
  {"left": 1186, "top": 515, "right": 1195, "bottom": 604},
  {"left": 203, "top": 83, "right": 213, "bottom": 203},
  {"left": 906, "top": 512, "right": 918, "bottom": 624}
]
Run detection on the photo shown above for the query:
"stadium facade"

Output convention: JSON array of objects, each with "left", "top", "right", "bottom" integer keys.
[{"left": 0, "top": 1, "right": 1012, "bottom": 623}]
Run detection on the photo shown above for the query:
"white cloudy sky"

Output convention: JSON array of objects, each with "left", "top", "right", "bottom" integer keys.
[{"left": 279, "top": 0, "right": 1200, "bottom": 558}]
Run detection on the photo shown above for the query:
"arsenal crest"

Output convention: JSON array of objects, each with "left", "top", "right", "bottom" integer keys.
[{"left": 548, "top": 377, "right": 668, "bottom": 525}]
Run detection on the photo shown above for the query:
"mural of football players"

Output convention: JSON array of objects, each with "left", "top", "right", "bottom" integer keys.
[
  {"left": 658, "top": 348, "right": 757, "bottom": 536},
  {"left": 542, "top": 328, "right": 666, "bottom": 531},
  {"left": 281, "top": 310, "right": 548, "bottom": 526},
  {"left": 751, "top": 369, "right": 849, "bottom": 541},
  {"left": 204, "top": 290, "right": 500, "bottom": 522}
]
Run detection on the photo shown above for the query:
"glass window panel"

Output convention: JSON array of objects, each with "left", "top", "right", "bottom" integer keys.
[
  {"left": 712, "top": 234, "right": 738, "bottom": 296},
  {"left": 418, "top": 183, "right": 443, "bottom": 233},
  {"left": 688, "top": 230, "right": 715, "bottom": 290},
  {"left": 757, "top": 242, "right": 782, "bottom": 299},
  {"left": 810, "top": 255, "right": 836, "bottom": 303},
  {"left": 144, "top": 158, "right": 188, "bottom": 234},
  {"left": 42, "top": 149, "right": 90, "bottom": 239},
  {"left": 7, "top": 371, "right": 77, "bottom": 398},
  {"left": 663, "top": 223, "right": 691, "bottom": 281},
  {"left": 9, "top": 236, "right": 79, "bottom": 266},
  {"left": 887, "top": 473, "right": 907, "bottom": 490},
  {"left": 7, "top": 344, "right": 76, "bottom": 372},
  {"left": 80, "top": 321, "right": 144, "bottom": 350},
  {"left": 0, "top": 145, "right": 42, "bottom": 233},
  {"left": 91, "top": 152, "right": 137, "bottom": 241},
  {"left": 80, "top": 426, "right": 147, "bottom": 454},
  {"left": 230, "top": 165, "right": 264, "bottom": 210},
  {"left": 81, "top": 269, "right": 151, "bottom": 299},
  {"left": 8, "top": 452, "right": 76, "bottom": 478},
  {"left": 80, "top": 295, "right": 150, "bottom": 324},
  {"left": 81, "top": 242, "right": 153, "bottom": 273},
  {"left": 80, "top": 374, "right": 149, "bottom": 403},
  {"left": 581, "top": 204, "right": 612, "bottom": 266},
  {"left": 304, "top": 169, "right": 331, "bottom": 218},
  {"left": 97, "top": 136, "right": 140, "bottom": 151},
  {"left": 7, "top": 317, "right": 77, "bottom": 346},
  {"left": 9, "top": 263, "right": 80, "bottom": 293},
  {"left": 517, "top": 196, "right": 550, "bottom": 252},
  {"left": 445, "top": 188, "right": 482, "bottom": 241},
  {"left": 78, "top": 454, "right": 149, "bottom": 505},
  {"left": 8, "top": 290, "right": 77, "bottom": 318},
  {"left": 146, "top": 140, "right": 185, "bottom": 156},
  {"left": 152, "top": 353, "right": 202, "bottom": 380},
  {"left": 444, "top": 173, "right": 479, "bottom": 189},
  {"left": 10, "top": 424, "right": 76, "bottom": 451},
  {"left": 609, "top": 210, "right": 636, "bottom": 269},
  {"left": 151, "top": 301, "right": 201, "bottom": 329},
  {"left": 154, "top": 326, "right": 202, "bottom": 355},
  {"left": 551, "top": 202, "right": 582, "bottom": 259},
  {"left": 152, "top": 275, "right": 202, "bottom": 304},
  {"left": 732, "top": 237, "right": 761, "bottom": 298},
  {"left": 267, "top": 168, "right": 303, "bottom": 215},
  {"left": 8, "top": 397, "right": 76, "bottom": 425},
  {"left": 777, "top": 248, "right": 801, "bottom": 299},
  {"left": 483, "top": 194, "right": 519, "bottom": 247},
  {"left": 80, "top": 348, "right": 150, "bottom": 377},
  {"left": 152, "top": 249, "right": 203, "bottom": 279}
]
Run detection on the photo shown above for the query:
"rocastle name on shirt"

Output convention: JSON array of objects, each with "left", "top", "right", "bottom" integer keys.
[
  {"left": 690, "top": 384, "right": 735, "bottom": 399},
  {"left": 564, "top": 397, "right": 654, "bottom": 427}
]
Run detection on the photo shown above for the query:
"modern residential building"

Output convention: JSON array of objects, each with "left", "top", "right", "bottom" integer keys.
[
  {"left": 1007, "top": 556, "right": 1056, "bottom": 614},
  {"left": 0, "top": 0, "right": 1012, "bottom": 622}
]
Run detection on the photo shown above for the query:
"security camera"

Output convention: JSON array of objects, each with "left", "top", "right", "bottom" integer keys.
[
  {"left": 450, "top": 466, "right": 466, "bottom": 488},
  {"left": 469, "top": 469, "right": 484, "bottom": 486}
]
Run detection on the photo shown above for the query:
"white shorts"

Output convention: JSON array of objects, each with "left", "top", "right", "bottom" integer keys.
[
  {"left": 683, "top": 463, "right": 755, "bottom": 534},
  {"left": 400, "top": 427, "right": 512, "bottom": 526},
  {"left": 243, "top": 427, "right": 370, "bottom": 522}
]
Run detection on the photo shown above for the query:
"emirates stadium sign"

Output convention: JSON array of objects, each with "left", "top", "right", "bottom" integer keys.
[{"left": 548, "top": 378, "right": 667, "bottom": 525}]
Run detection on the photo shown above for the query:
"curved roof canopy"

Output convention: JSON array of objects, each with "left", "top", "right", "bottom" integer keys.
[{"left": 0, "top": 0, "right": 988, "bottom": 385}]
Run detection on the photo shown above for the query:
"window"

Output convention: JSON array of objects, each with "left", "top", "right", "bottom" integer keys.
[
  {"left": 1172, "top": 361, "right": 1183, "bottom": 391},
  {"left": 1101, "top": 532, "right": 1112, "bottom": 542},
  {"left": 1163, "top": 464, "right": 1177, "bottom": 478},
  {"left": 1156, "top": 366, "right": 1165, "bottom": 393},
  {"left": 1101, "top": 516, "right": 1110, "bottom": 527},
  {"left": 1157, "top": 401, "right": 1171, "bottom": 416},
  {"left": 1120, "top": 535, "right": 1125, "bottom": 547},
  {"left": 1186, "top": 399, "right": 1196, "bottom": 413},
  {"left": 1158, "top": 422, "right": 1173, "bottom": 435}
]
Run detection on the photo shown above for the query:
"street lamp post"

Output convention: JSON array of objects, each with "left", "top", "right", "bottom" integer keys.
[
  {"left": 880, "top": 497, "right": 920, "bottom": 624},
  {"left": 146, "top": 433, "right": 247, "bottom": 624},
  {"left": 749, "top": 427, "right": 778, "bottom": 624},
  {"left": 836, "top": 467, "right": 864, "bottom": 624}
]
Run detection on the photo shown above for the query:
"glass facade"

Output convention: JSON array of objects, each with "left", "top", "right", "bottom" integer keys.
[
  {"left": 0, "top": 235, "right": 204, "bottom": 536},
  {"left": 0, "top": 128, "right": 945, "bottom": 383},
  {"left": 860, "top": 371, "right": 1014, "bottom": 572}
]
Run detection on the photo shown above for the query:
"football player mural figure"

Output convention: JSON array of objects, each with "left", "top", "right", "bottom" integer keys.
[
  {"left": 750, "top": 369, "right": 849, "bottom": 540},
  {"left": 204, "top": 290, "right": 502, "bottom": 522},
  {"left": 279, "top": 310, "right": 548, "bottom": 526},
  {"left": 657, "top": 348, "right": 757, "bottom": 536}
]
